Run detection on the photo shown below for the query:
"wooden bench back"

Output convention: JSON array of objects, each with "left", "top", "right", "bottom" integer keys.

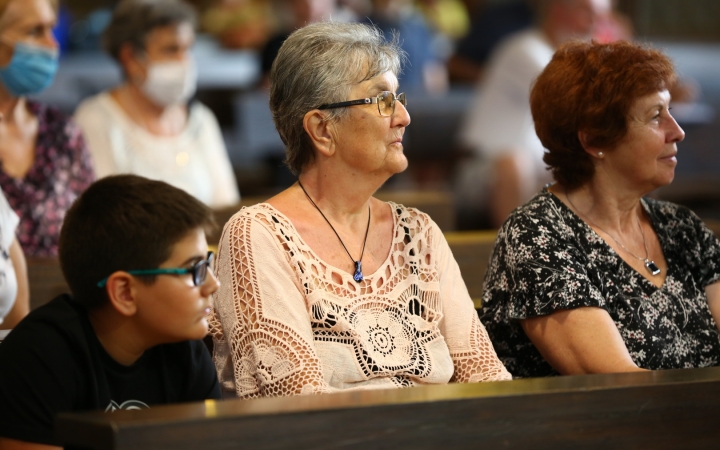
[
  {"left": 705, "top": 219, "right": 720, "bottom": 238},
  {"left": 445, "top": 231, "right": 497, "bottom": 309},
  {"left": 208, "top": 190, "right": 457, "bottom": 246},
  {"left": 26, "top": 257, "right": 68, "bottom": 310}
]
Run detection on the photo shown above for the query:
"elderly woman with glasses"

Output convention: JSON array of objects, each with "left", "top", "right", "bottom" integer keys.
[{"left": 210, "top": 22, "right": 510, "bottom": 399}]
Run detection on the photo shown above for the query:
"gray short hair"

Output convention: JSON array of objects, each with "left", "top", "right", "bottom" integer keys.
[
  {"left": 269, "top": 22, "right": 405, "bottom": 175},
  {"left": 102, "top": 0, "right": 197, "bottom": 62}
]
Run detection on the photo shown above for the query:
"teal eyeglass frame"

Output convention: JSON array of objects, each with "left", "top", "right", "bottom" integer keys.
[{"left": 96, "top": 252, "right": 215, "bottom": 288}]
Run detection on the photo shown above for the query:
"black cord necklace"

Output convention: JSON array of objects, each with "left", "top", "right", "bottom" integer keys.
[{"left": 298, "top": 180, "right": 371, "bottom": 282}]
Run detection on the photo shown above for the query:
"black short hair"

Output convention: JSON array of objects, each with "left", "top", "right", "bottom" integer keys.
[{"left": 59, "top": 175, "right": 215, "bottom": 309}]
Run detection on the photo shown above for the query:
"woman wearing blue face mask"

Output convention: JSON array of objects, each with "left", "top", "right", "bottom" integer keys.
[
  {"left": 74, "top": 0, "right": 240, "bottom": 210},
  {"left": 0, "top": 0, "right": 95, "bottom": 257}
]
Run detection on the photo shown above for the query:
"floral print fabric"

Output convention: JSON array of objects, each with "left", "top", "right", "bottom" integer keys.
[
  {"left": 0, "top": 101, "right": 94, "bottom": 257},
  {"left": 481, "top": 187, "right": 720, "bottom": 378}
]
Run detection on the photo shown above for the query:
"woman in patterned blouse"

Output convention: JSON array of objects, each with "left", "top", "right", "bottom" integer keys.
[
  {"left": 210, "top": 22, "right": 510, "bottom": 399},
  {"left": 0, "top": 0, "right": 94, "bottom": 257},
  {"left": 481, "top": 40, "right": 720, "bottom": 378}
]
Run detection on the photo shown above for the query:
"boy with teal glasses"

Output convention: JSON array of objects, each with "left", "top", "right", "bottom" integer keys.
[{"left": 0, "top": 175, "right": 222, "bottom": 448}]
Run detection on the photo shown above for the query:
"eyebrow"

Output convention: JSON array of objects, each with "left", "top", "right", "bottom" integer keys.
[
  {"left": 177, "top": 255, "right": 204, "bottom": 267},
  {"left": 368, "top": 81, "right": 396, "bottom": 94}
]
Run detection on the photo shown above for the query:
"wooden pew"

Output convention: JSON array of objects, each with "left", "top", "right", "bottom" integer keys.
[
  {"left": 26, "top": 257, "right": 68, "bottom": 310},
  {"left": 208, "top": 190, "right": 457, "bottom": 246},
  {"left": 706, "top": 219, "right": 720, "bottom": 238},
  {"left": 57, "top": 366, "right": 720, "bottom": 449},
  {"left": 445, "top": 230, "right": 497, "bottom": 309}
]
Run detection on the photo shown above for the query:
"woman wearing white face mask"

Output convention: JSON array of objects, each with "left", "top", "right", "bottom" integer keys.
[{"left": 74, "top": 0, "right": 240, "bottom": 209}]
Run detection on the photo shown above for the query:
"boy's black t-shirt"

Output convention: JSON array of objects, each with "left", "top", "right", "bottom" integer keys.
[{"left": 0, "top": 294, "right": 221, "bottom": 446}]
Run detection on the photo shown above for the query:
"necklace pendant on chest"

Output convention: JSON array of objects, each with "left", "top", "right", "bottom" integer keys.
[
  {"left": 353, "top": 261, "right": 364, "bottom": 282},
  {"left": 644, "top": 259, "right": 661, "bottom": 276}
]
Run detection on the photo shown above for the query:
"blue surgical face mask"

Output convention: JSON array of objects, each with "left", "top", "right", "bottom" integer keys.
[{"left": 0, "top": 41, "right": 59, "bottom": 97}]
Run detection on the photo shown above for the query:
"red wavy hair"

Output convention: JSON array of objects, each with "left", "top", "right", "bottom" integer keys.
[{"left": 530, "top": 40, "right": 677, "bottom": 189}]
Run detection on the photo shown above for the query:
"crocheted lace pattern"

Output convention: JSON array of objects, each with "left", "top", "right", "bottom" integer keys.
[{"left": 210, "top": 202, "right": 510, "bottom": 398}]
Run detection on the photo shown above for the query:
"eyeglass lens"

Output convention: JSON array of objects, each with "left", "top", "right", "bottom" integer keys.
[
  {"left": 378, "top": 92, "right": 406, "bottom": 116},
  {"left": 193, "top": 262, "right": 207, "bottom": 286},
  {"left": 193, "top": 253, "right": 214, "bottom": 286}
]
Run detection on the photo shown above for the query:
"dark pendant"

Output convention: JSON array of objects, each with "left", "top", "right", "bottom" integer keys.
[
  {"left": 645, "top": 259, "right": 661, "bottom": 276},
  {"left": 353, "top": 261, "right": 364, "bottom": 282}
]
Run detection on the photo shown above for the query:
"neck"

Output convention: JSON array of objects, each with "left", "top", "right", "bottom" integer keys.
[
  {"left": 0, "top": 86, "right": 25, "bottom": 124},
  {"left": 126, "top": 82, "right": 166, "bottom": 116},
  {"left": 88, "top": 306, "right": 148, "bottom": 366},
  {"left": 115, "top": 83, "right": 185, "bottom": 135},
  {"left": 298, "top": 163, "right": 385, "bottom": 225},
  {"left": 557, "top": 178, "right": 645, "bottom": 233}
]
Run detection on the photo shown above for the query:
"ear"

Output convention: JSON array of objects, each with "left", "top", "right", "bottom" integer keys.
[
  {"left": 578, "top": 130, "right": 604, "bottom": 159},
  {"left": 118, "top": 43, "right": 145, "bottom": 83},
  {"left": 303, "top": 109, "right": 336, "bottom": 158},
  {"left": 103, "top": 272, "right": 138, "bottom": 317}
]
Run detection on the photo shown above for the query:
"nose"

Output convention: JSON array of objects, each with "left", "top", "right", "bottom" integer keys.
[
  {"left": 42, "top": 27, "right": 59, "bottom": 50},
  {"left": 666, "top": 112, "right": 685, "bottom": 143},
  {"left": 202, "top": 268, "right": 220, "bottom": 296},
  {"left": 393, "top": 99, "right": 410, "bottom": 128}
]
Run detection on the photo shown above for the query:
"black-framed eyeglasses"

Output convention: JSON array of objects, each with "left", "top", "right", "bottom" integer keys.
[
  {"left": 96, "top": 252, "right": 215, "bottom": 288},
  {"left": 317, "top": 91, "right": 407, "bottom": 117}
]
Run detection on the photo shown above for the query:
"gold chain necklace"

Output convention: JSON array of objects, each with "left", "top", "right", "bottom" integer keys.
[{"left": 565, "top": 189, "right": 661, "bottom": 276}]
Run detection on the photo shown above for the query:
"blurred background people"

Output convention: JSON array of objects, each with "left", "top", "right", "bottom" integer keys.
[
  {"left": 259, "top": 0, "right": 357, "bottom": 87},
  {"left": 362, "top": 0, "right": 449, "bottom": 93},
  {"left": 74, "top": 0, "right": 241, "bottom": 209},
  {"left": 0, "top": 0, "right": 94, "bottom": 257},
  {"left": 448, "top": 0, "right": 535, "bottom": 85},
  {"left": 0, "top": 190, "right": 29, "bottom": 339},
  {"left": 456, "top": 0, "right": 611, "bottom": 228},
  {"left": 201, "top": 0, "right": 274, "bottom": 50}
]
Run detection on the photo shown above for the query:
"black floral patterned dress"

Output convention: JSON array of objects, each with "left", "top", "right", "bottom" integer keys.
[{"left": 480, "top": 187, "right": 720, "bottom": 378}]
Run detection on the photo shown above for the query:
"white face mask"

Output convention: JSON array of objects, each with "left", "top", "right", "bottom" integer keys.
[{"left": 140, "top": 58, "right": 197, "bottom": 107}]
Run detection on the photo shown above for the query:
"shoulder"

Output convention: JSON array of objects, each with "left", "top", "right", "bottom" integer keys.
[
  {"left": 188, "top": 101, "right": 220, "bottom": 127},
  {"left": 74, "top": 92, "right": 113, "bottom": 121},
  {"left": 29, "top": 100, "right": 87, "bottom": 149},
  {"left": 226, "top": 203, "right": 285, "bottom": 228},
  {"left": 387, "top": 201, "right": 438, "bottom": 234},
  {"left": 0, "top": 190, "right": 19, "bottom": 238},
  {"left": 221, "top": 203, "right": 294, "bottom": 248},
  {"left": 643, "top": 197, "right": 699, "bottom": 225},
  {"left": 494, "top": 29, "right": 552, "bottom": 63},
  {"left": 0, "top": 295, "right": 90, "bottom": 376},
  {"left": 3, "top": 295, "right": 87, "bottom": 343},
  {"left": 502, "top": 189, "right": 565, "bottom": 232},
  {"left": 644, "top": 197, "right": 714, "bottom": 239},
  {"left": 28, "top": 100, "right": 72, "bottom": 131}
]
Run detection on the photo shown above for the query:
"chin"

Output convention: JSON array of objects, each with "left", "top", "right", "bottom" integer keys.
[{"left": 390, "top": 154, "right": 409, "bottom": 174}]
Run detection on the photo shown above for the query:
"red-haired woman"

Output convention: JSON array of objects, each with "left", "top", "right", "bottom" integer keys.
[{"left": 481, "top": 40, "right": 720, "bottom": 378}]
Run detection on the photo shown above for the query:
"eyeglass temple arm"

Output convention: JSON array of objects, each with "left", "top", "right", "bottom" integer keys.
[
  {"left": 96, "top": 268, "right": 191, "bottom": 288},
  {"left": 317, "top": 98, "right": 374, "bottom": 110}
]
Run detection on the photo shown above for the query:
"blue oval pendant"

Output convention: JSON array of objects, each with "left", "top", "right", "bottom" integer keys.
[{"left": 353, "top": 261, "right": 364, "bottom": 282}]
